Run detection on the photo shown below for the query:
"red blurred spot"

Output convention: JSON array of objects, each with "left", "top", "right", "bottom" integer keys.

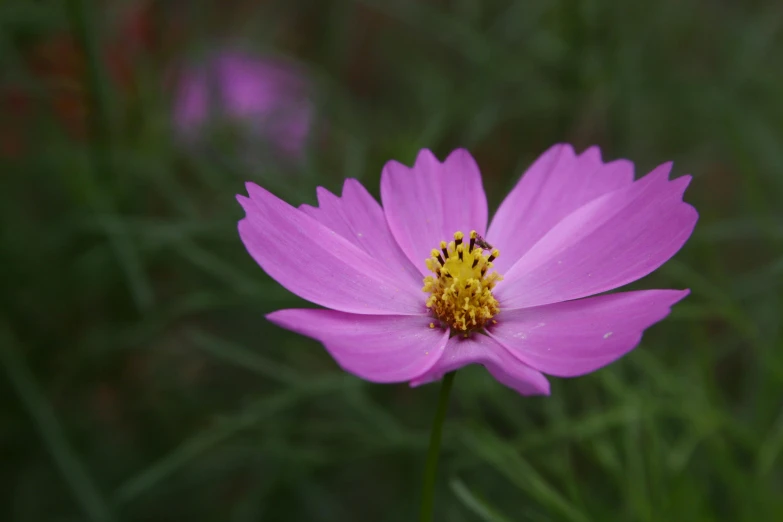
[{"left": 0, "top": 1, "right": 158, "bottom": 157}]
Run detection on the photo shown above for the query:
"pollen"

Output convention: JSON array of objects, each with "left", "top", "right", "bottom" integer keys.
[{"left": 422, "top": 230, "right": 502, "bottom": 332}]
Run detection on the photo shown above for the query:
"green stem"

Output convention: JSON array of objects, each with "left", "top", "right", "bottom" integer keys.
[{"left": 419, "top": 371, "right": 456, "bottom": 522}]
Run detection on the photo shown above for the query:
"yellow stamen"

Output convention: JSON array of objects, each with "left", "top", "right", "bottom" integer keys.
[{"left": 422, "top": 230, "right": 502, "bottom": 332}]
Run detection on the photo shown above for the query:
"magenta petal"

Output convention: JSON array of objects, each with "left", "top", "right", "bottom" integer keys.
[
  {"left": 381, "top": 149, "right": 488, "bottom": 273},
  {"left": 267, "top": 309, "right": 448, "bottom": 382},
  {"left": 489, "top": 289, "right": 688, "bottom": 377},
  {"left": 410, "top": 333, "right": 550, "bottom": 396},
  {"left": 496, "top": 163, "right": 698, "bottom": 309},
  {"left": 238, "top": 183, "right": 424, "bottom": 315},
  {"left": 488, "top": 144, "right": 634, "bottom": 273},
  {"left": 299, "top": 179, "right": 422, "bottom": 287}
]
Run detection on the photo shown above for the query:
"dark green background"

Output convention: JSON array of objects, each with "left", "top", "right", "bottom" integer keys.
[{"left": 2, "top": 0, "right": 782, "bottom": 520}]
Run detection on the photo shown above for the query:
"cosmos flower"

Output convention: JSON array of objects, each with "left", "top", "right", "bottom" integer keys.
[
  {"left": 173, "top": 50, "right": 311, "bottom": 157},
  {"left": 237, "top": 145, "right": 697, "bottom": 395}
]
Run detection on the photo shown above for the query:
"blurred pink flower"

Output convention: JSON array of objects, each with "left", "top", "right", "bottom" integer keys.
[
  {"left": 237, "top": 145, "right": 698, "bottom": 395},
  {"left": 173, "top": 51, "right": 312, "bottom": 156}
]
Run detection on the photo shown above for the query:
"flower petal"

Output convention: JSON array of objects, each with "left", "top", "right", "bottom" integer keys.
[
  {"left": 381, "top": 149, "right": 488, "bottom": 273},
  {"left": 266, "top": 309, "right": 448, "bottom": 382},
  {"left": 489, "top": 289, "right": 689, "bottom": 377},
  {"left": 238, "top": 183, "right": 424, "bottom": 315},
  {"left": 410, "top": 333, "right": 550, "bottom": 396},
  {"left": 488, "top": 144, "right": 634, "bottom": 273},
  {"left": 496, "top": 163, "right": 698, "bottom": 309},
  {"left": 299, "top": 179, "right": 422, "bottom": 287}
]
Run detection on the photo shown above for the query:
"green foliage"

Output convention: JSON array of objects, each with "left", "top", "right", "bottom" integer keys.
[{"left": 2, "top": 0, "right": 782, "bottom": 520}]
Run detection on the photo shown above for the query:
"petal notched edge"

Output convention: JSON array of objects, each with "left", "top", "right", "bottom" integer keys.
[
  {"left": 496, "top": 162, "right": 698, "bottom": 309},
  {"left": 237, "top": 183, "right": 423, "bottom": 315},
  {"left": 488, "top": 144, "right": 635, "bottom": 273},
  {"left": 298, "top": 178, "right": 422, "bottom": 287},
  {"left": 381, "top": 148, "right": 489, "bottom": 274}
]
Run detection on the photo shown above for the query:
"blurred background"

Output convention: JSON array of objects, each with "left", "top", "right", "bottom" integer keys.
[{"left": 2, "top": 0, "right": 782, "bottom": 520}]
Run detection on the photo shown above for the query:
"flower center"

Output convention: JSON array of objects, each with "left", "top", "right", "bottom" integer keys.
[{"left": 422, "top": 230, "right": 502, "bottom": 332}]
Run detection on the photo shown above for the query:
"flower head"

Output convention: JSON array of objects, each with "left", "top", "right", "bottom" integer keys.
[
  {"left": 237, "top": 145, "right": 697, "bottom": 395},
  {"left": 422, "top": 230, "right": 502, "bottom": 331},
  {"left": 173, "top": 50, "right": 312, "bottom": 157}
]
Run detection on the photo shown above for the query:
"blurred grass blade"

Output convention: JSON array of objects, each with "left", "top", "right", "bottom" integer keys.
[
  {"left": 66, "top": 0, "right": 154, "bottom": 312},
  {"left": 0, "top": 324, "right": 117, "bottom": 522},
  {"left": 449, "top": 477, "right": 513, "bottom": 522},
  {"left": 112, "top": 375, "right": 356, "bottom": 506},
  {"left": 462, "top": 428, "right": 589, "bottom": 522},
  {"left": 516, "top": 405, "right": 646, "bottom": 451},
  {"left": 188, "top": 328, "right": 303, "bottom": 385},
  {"left": 757, "top": 408, "right": 783, "bottom": 476},
  {"left": 169, "top": 237, "right": 263, "bottom": 294}
]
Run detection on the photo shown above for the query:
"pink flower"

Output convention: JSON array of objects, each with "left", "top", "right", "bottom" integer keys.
[
  {"left": 173, "top": 51, "right": 311, "bottom": 156},
  {"left": 237, "top": 145, "right": 697, "bottom": 395}
]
